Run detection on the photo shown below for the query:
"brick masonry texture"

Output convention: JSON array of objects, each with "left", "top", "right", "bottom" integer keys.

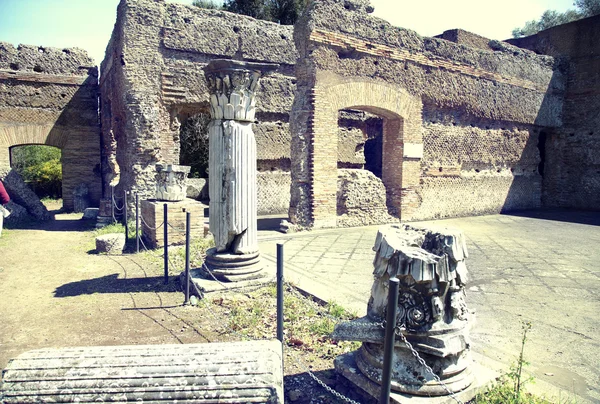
[
  {"left": 289, "top": 0, "right": 573, "bottom": 228},
  {"left": 508, "top": 14, "right": 600, "bottom": 211},
  {"left": 100, "top": 0, "right": 297, "bottom": 215},
  {"left": 2, "top": 0, "right": 596, "bottom": 227},
  {"left": 0, "top": 42, "right": 101, "bottom": 211}
]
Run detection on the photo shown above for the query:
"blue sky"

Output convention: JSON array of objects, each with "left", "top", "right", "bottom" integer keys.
[{"left": 0, "top": 0, "right": 576, "bottom": 66}]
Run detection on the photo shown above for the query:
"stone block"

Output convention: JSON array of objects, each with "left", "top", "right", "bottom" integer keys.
[
  {"left": 95, "top": 233, "right": 125, "bottom": 255},
  {"left": 140, "top": 199, "right": 207, "bottom": 249},
  {"left": 82, "top": 208, "right": 99, "bottom": 220},
  {"left": 1, "top": 340, "right": 284, "bottom": 403}
]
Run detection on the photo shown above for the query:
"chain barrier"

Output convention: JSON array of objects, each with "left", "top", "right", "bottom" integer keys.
[
  {"left": 167, "top": 222, "right": 187, "bottom": 233},
  {"left": 129, "top": 211, "right": 459, "bottom": 404},
  {"left": 392, "top": 324, "right": 464, "bottom": 404},
  {"left": 195, "top": 262, "right": 360, "bottom": 404},
  {"left": 139, "top": 212, "right": 164, "bottom": 231}
]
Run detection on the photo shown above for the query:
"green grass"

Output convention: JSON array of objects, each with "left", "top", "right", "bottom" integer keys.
[
  {"left": 473, "top": 379, "right": 552, "bottom": 404},
  {"left": 93, "top": 223, "right": 126, "bottom": 237}
]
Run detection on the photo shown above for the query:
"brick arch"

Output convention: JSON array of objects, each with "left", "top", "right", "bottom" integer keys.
[
  {"left": 0, "top": 125, "right": 70, "bottom": 169},
  {"left": 301, "top": 79, "right": 423, "bottom": 228}
]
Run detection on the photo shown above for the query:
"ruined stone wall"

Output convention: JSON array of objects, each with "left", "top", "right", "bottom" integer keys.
[
  {"left": 100, "top": 0, "right": 296, "bottom": 214},
  {"left": 508, "top": 15, "right": 600, "bottom": 211},
  {"left": 0, "top": 42, "right": 101, "bottom": 211},
  {"left": 290, "top": 0, "right": 563, "bottom": 227}
]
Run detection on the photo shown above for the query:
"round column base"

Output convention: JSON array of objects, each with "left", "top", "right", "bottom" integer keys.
[
  {"left": 202, "top": 248, "right": 267, "bottom": 282},
  {"left": 355, "top": 342, "right": 474, "bottom": 396}
]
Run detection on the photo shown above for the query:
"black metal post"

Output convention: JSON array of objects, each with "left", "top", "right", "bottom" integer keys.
[
  {"left": 379, "top": 277, "right": 399, "bottom": 404},
  {"left": 135, "top": 193, "right": 139, "bottom": 254},
  {"left": 184, "top": 211, "right": 191, "bottom": 305},
  {"left": 111, "top": 186, "right": 115, "bottom": 223},
  {"left": 164, "top": 204, "right": 169, "bottom": 285},
  {"left": 124, "top": 191, "right": 129, "bottom": 241},
  {"left": 276, "top": 243, "right": 284, "bottom": 342}
]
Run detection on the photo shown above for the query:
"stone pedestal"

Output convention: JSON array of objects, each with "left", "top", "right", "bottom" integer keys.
[
  {"left": 333, "top": 224, "right": 475, "bottom": 398},
  {"left": 198, "top": 59, "right": 278, "bottom": 283},
  {"left": 141, "top": 199, "right": 208, "bottom": 249}
]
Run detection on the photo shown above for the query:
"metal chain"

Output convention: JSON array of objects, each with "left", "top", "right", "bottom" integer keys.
[
  {"left": 193, "top": 266, "right": 360, "bottom": 404},
  {"left": 394, "top": 326, "right": 463, "bottom": 404},
  {"left": 167, "top": 222, "right": 187, "bottom": 233},
  {"left": 139, "top": 213, "right": 164, "bottom": 230}
]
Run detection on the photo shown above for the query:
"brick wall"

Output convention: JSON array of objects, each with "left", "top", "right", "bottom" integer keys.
[
  {"left": 0, "top": 42, "right": 101, "bottom": 210},
  {"left": 100, "top": 0, "right": 297, "bottom": 215},
  {"left": 508, "top": 15, "right": 600, "bottom": 210},
  {"left": 289, "top": 0, "right": 561, "bottom": 228}
]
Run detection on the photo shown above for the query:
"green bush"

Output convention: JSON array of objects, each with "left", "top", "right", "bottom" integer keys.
[{"left": 11, "top": 145, "right": 62, "bottom": 198}]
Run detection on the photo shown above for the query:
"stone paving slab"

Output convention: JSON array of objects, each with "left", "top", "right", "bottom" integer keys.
[{"left": 258, "top": 210, "right": 600, "bottom": 403}]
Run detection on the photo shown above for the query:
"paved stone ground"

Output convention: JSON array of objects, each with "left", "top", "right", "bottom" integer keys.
[{"left": 258, "top": 209, "right": 600, "bottom": 403}]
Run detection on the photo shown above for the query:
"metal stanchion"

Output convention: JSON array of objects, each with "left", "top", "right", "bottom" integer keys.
[
  {"left": 163, "top": 203, "right": 168, "bottom": 285},
  {"left": 135, "top": 193, "right": 139, "bottom": 254},
  {"left": 184, "top": 211, "right": 191, "bottom": 305},
  {"left": 111, "top": 186, "right": 115, "bottom": 223},
  {"left": 277, "top": 243, "right": 284, "bottom": 342},
  {"left": 379, "top": 277, "right": 399, "bottom": 404},
  {"left": 124, "top": 191, "right": 129, "bottom": 241}
]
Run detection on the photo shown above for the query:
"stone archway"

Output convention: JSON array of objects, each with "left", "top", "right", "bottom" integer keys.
[
  {"left": 0, "top": 124, "right": 100, "bottom": 210},
  {"left": 290, "top": 76, "right": 423, "bottom": 228}
]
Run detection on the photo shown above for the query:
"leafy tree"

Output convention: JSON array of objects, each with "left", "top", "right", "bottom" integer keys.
[
  {"left": 224, "top": 0, "right": 273, "bottom": 20},
  {"left": 192, "top": 0, "right": 223, "bottom": 9},
  {"left": 179, "top": 113, "right": 210, "bottom": 178},
  {"left": 11, "top": 145, "right": 62, "bottom": 198},
  {"left": 512, "top": 0, "right": 600, "bottom": 37},
  {"left": 197, "top": 0, "right": 308, "bottom": 24},
  {"left": 575, "top": 0, "right": 600, "bottom": 16}
]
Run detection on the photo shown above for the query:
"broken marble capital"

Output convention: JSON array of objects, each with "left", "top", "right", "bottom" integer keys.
[
  {"left": 334, "top": 224, "right": 474, "bottom": 396},
  {"left": 155, "top": 164, "right": 190, "bottom": 202}
]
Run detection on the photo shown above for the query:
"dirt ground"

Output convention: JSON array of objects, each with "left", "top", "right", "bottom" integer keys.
[{"left": 0, "top": 208, "right": 368, "bottom": 403}]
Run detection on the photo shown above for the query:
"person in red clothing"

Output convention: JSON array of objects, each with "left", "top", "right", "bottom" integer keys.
[{"left": 0, "top": 180, "right": 10, "bottom": 237}]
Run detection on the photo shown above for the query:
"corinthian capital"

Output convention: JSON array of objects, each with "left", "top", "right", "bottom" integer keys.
[{"left": 204, "top": 59, "right": 278, "bottom": 122}]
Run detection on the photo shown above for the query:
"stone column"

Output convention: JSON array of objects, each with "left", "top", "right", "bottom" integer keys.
[{"left": 202, "top": 60, "right": 278, "bottom": 282}]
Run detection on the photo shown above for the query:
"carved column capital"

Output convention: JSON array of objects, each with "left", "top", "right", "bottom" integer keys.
[{"left": 204, "top": 59, "right": 278, "bottom": 122}]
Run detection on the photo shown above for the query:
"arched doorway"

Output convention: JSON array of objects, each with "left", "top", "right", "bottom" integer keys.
[{"left": 290, "top": 79, "right": 423, "bottom": 228}]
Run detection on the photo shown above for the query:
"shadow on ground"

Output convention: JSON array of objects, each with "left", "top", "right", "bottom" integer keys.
[
  {"left": 54, "top": 274, "right": 178, "bottom": 297},
  {"left": 503, "top": 208, "right": 600, "bottom": 226}
]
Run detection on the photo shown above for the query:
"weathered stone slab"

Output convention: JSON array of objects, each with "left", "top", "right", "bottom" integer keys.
[
  {"left": 82, "top": 208, "right": 99, "bottom": 220},
  {"left": 0, "top": 170, "right": 52, "bottom": 221},
  {"left": 95, "top": 233, "right": 125, "bottom": 255},
  {"left": 1, "top": 340, "right": 284, "bottom": 403}
]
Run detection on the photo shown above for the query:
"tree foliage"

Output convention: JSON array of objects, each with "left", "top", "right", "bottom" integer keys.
[
  {"left": 179, "top": 113, "right": 211, "bottom": 178},
  {"left": 192, "top": 0, "right": 223, "bottom": 9},
  {"left": 512, "top": 0, "right": 600, "bottom": 37},
  {"left": 11, "top": 145, "right": 62, "bottom": 198},
  {"left": 194, "top": 0, "right": 309, "bottom": 25}
]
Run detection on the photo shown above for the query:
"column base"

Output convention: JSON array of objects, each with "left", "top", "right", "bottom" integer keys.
[
  {"left": 335, "top": 351, "right": 496, "bottom": 404},
  {"left": 184, "top": 248, "right": 274, "bottom": 296}
]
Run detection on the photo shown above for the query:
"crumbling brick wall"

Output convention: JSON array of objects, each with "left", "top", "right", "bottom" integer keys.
[
  {"left": 0, "top": 42, "right": 101, "bottom": 211},
  {"left": 290, "top": 0, "right": 564, "bottom": 228},
  {"left": 508, "top": 15, "right": 600, "bottom": 211},
  {"left": 100, "top": 0, "right": 297, "bottom": 215}
]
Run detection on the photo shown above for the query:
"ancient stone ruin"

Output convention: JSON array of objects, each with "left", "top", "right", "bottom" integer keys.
[
  {"left": 334, "top": 224, "right": 473, "bottom": 400},
  {"left": 0, "top": 0, "right": 598, "bottom": 229},
  {"left": 0, "top": 42, "right": 101, "bottom": 214}
]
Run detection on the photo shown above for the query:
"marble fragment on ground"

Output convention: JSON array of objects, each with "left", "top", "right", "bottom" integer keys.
[
  {"left": 1, "top": 340, "right": 284, "bottom": 403},
  {"left": 334, "top": 224, "right": 484, "bottom": 400}
]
